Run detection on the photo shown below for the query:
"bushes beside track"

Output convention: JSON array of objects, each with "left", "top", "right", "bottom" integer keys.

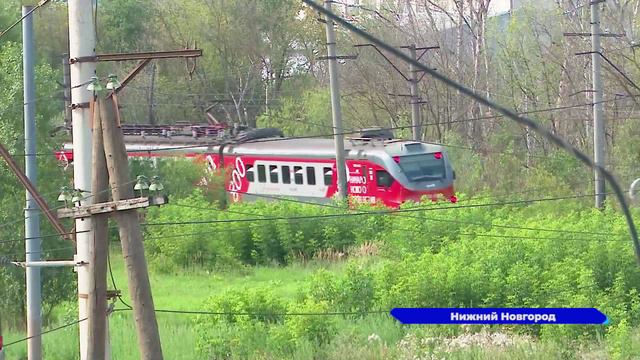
[{"left": 144, "top": 190, "right": 640, "bottom": 356}]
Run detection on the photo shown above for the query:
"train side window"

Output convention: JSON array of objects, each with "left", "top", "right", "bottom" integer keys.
[
  {"left": 269, "top": 165, "right": 278, "bottom": 183},
  {"left": 307, "top": 167, "right": 316, "bottom": 185},
  {"left": 257, "top": 165, "right": 266, "bottom": 183},
  {"left": 323, "top": 167, "right": 333, "bottom": 186},
  {"left": 246, "top": 165, "right": 254, "bottom": 183},
  {"left": 376, "top": 170, "right": 394, "bottom": 188},
  {"left": 294, "top": 166, "right": 304, "bottom": 184},
  {"left": 282, "top": 166, "right": 291, "bottom": 184}
]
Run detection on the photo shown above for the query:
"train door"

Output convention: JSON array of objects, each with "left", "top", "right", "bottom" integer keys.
[{"left": 373, "top": 165, "right": 399, "bottom": 206}]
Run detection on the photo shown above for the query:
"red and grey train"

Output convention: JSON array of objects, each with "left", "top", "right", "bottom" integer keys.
[{"left": 56, "top": 128, "right": 457, "bottom": 208}]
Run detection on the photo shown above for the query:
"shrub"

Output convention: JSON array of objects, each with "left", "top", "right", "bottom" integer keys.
[
  {"left": 195, "top": 286, "right": 288, "bottom": 357},
  {"left": 285, "top": 299, "right": 336, "bottom": 345}
]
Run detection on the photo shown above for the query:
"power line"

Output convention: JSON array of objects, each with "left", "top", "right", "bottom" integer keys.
[
  {"left": 142, "top": 214, "right": 617, "bottom": 244},
  {"left": 107, "top": 244, "right": 132, "bottom": 310},
  {"left": 0, "top": 0, "right": 52, "bottom": 39},
  {"left": 2, "top": 317, "right": 87, "bottom": 348},
  {"left": 0, "top": 179, "right": 138, "bottom": 245},
  {"left": 0, "top": 246, "right": 74, "bottom": 260},
  {"left": 0, "top": 93, "right": 65, "bottom": 117},
  {"left": 230, "top": 191, "right": 622, "bottom": 237},
  {"left": 0, "top": 230, "right": 88, "bottom": 246},
  {"left": 136, "top": 308, "right": 388, "bottom": 316},
  {"left": 142, "top": 193, "right": 608, "bottom": 227},
  {"left": 147, "top": 206, "right": 620, "bottom": 243}
]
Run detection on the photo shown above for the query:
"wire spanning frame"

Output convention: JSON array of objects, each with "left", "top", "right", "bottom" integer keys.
[{"left": 301, "top": 0, "right": 640, "bottom": 264}]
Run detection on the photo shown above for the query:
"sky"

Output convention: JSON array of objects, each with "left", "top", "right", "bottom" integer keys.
[{"left": 489, "top": 0, "right": 512, "bottom": 16}]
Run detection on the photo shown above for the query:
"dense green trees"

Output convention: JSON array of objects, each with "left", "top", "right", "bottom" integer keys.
[{"left": 0, "top": 39, "right": 74, "bottom": 327}]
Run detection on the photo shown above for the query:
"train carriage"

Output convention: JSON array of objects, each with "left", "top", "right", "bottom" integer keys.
[{"left": 57, "top": 131, "right": 456, "bottom": 208}]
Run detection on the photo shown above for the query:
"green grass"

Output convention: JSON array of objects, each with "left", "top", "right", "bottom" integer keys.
[
  {"left": 105, "top": 246, "right": 340, "bottom": 360},
  {"left": 3, "top": 246, "right": 350, "bottom": 360},
  {"left": 3, "top": 245, "right": 640, "bottom": 359},
  {"left": 108, "top": 245, "right": 349, "bottom": 309}
]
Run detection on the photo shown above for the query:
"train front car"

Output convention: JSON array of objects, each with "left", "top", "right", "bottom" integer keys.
[
  {"left": 355, "top": 141, "right": 456, "bottom": 208},
  {"left": 56, "top": 134, "right": 456, "bottom": 209}
]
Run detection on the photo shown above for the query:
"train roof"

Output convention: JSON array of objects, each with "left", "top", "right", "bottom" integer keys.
[
  {"left": 112, "top": 135, "right": 446, "bottom": 159},
  {"left": 227, "top": 138, "right": 445, "bottom": 159}
]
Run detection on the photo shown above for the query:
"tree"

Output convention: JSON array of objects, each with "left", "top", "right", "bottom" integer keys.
[{"left": 0, "top": 42, "right": 74, "bottom": 328}]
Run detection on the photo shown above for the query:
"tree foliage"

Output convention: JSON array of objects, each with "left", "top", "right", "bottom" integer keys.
[{"left": 0, "top": 41, "right": 74, "bottom": 328}]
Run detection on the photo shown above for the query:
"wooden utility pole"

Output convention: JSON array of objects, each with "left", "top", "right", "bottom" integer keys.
[
  {"left": 100, "top": 97, "right": 163, "bottom": 359},
  {"left": 87, "top": 100, "right": 109, "bottom": 359},
  {"left": 60, "top": 47, "right": 198, "bottom": 359}
]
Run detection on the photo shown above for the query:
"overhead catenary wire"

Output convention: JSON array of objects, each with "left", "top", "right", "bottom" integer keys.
[
  {"left": 11, "top": 93, "right": 639, "bottom": 159},
  {"left": 95, "top": 93, "right": 640, "bottom": 156}
]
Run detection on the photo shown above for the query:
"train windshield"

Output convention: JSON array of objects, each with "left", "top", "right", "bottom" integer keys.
[{"left": 397, "top": 153, "right": 446, "bottom": 182}]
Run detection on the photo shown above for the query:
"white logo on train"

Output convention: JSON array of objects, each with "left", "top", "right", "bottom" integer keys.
[{"left": 228, "top": 157, "right": 246, "bottom": 202}]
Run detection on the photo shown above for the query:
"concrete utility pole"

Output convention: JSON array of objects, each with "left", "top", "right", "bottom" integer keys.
[
  {"left": 324, "top": 0, "right": 348, "bottom": 199},
  {"left": 68, "top": 0, "right": 97, "bottom": 357},
  {"left": 354, "top": 43, "right": 437, "bottom": 141},
  {"left": 147, "top": 62, "right": 156, "bottom": 125},
  {"left": 591, "top": 0, "right": 606, "bottom": 208},
  {"left": 87, "top": 100, "right": 109, "bottom": 359},
  {"left": 408, "top": 44, "right": 422, "bottom": 141},
  {"left": 101, "top": 97, "right": 164, "bottom": 360},
  {"left": 62, "top": 55, "right": 72, "bottom": 129},
  {"left": 22, "top": 6, "right": 42, "bottom": 360}
]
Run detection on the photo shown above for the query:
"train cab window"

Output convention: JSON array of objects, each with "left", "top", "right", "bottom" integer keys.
[
  {"left": 269, "top": 165, "right": 278, "bottom": 183},
  {"left": 246, "top": 165, "right": 254, "bottom": 182},
  {"left": 257, "top": 165, "right": 266, "bottom": 183},
  {"left": 396, "top": 153, "right": 445, "bottom": 182},
  {"left": 282, "top": 166, "right": 291, "bottom": 184},
  {"left": 376, "top": 170, "right": 394, "bottom": 188},
  {"left": 307, "top": 167, "right": 316, "bottom": 185},
  {"left": 323, "top": 167, "right": 333, "bottom": 186},
  {"left": 294, "top": 166, "right": 304, "bottom": 185}
]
